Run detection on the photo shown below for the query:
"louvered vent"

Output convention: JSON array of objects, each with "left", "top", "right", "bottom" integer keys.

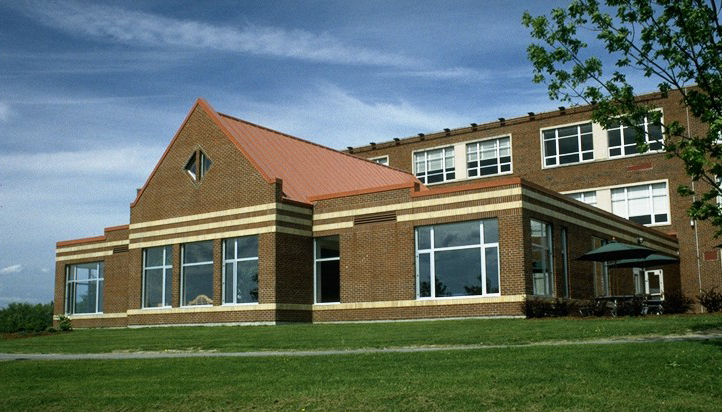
[
  {"left": 353, "top": 211, "right": 397, "bottom": 225},
  {"left": 113, "top": 245, "right": 129, "bottom": 254}
]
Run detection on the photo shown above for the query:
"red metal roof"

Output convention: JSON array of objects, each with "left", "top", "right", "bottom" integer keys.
[{"left": 209, "top": 105, "right": 421, "bottom": 204}]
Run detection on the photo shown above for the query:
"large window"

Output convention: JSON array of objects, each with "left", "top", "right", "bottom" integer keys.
[
  {"left": 531, "top": 220, "right": 553, "bottom": 296},
  {"left": 65, "top": 262, "right": 104, "bottom": 314},
  {"left": 142, "top": 246, "right": 172, "bottom": 308},
  {"left": 223, "top": 236, "right": 259, "bottom": 304},
  {"left": 466, "top": 137, "right": 512, "bottom": 178},
  {"left": 181, "top": 241, "right": 214, "bottom": 306},
  {"left": 314, "top": 236, "right": 340, "bottom": 303},
  {"left": 611, "top": 182, "right": 669, "bottom": 225},
  {"left": 414, "top": 146, "right": 455, "bottom": 184},
  {"left": 543, "top": 123, "right": 594, "bottom": 166},
  {"left": 416, "top": 219, "right": 499, "bottom": 298},
  {"left": 607, "top": 116, "right": 663, "bottom": 157},
  {"left": 567, "top": 190, "right": 597, "bottom": 207}
]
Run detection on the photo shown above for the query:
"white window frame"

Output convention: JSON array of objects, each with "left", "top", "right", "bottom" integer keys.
[
  {"left": 65, "top": 261, "right": 104, "bottom": 315},
  {"left": 611, "top": 182, "right": 670, "bottom": 226},
  {"left": 369, "top": 155, "right": 389, "bottom": 166},
  {"left": 180, "top": 242, "right": 214, "bottom": 308},
  {"left": 314, "top": 236, "right": 340, "bottom": 304},
  {"left": 567, "top": 190, "right": 598, "bottom": 207},
  {"left": 531, "top": 220, "right": 554, "bottom": 296},
  {"left": 222, "top": 236, "right": 259, "bottom": 305},
  {"left": 142, "top": 246, "right": 172, "bottom": 309},
  {"left": 412, "top": 145, "right": 456, "bottom": 185},
  {"left": 541, "top": 121, "right": 594, "bottom": 167},
  {"left": 415, "top": 220, "right": 500, "bottom": 299},
  {"left": 465, "top": 136, "right": 513, "bottom": 179},
  {"left": 607, "top": 110, "right": 664, "bottom": 158}
]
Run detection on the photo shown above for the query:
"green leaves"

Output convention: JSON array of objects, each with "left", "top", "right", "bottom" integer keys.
[{"left": 525, "top": 0, "right": 722, "bottom": 236}]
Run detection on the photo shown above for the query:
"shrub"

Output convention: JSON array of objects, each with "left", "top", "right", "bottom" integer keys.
[
  {"left": 663, "top": 292, "right": 694, "bottom": 314},
  {"left": 58, "top": 315, "right": 73, "bottom": 332},
  {"left": 0, "top": 302, "right": 54, "bottom": 333},
  {"left": 697, "top": 288, "right": 722, "bottom": 313},
  {"left": 615, "top": 296, "right": 645, "bottom": 317},
  {"left": 523, "top": 297, "right": 578, "bottom": 318}
]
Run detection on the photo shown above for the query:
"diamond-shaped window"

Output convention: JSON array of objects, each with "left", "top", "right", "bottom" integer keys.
[{"left": 185, "top": 150, "right": 212, "bottom": 182}]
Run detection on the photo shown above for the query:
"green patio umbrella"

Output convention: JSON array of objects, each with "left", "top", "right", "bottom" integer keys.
[
  {"left": 609, "top": 253, "right": 678, "bottom": 268},
  {"left": 574, "top": 240, "right": 656, "bottom": 262}
]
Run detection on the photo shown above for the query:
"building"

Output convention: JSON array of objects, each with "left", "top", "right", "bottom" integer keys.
[{"left": 55, "top": 91, "right": 712, "bottom": 328}]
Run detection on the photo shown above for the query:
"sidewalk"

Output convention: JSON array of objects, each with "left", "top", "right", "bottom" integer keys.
[{"left": 1, "top": 333, "right": 720, "bottom": 361}]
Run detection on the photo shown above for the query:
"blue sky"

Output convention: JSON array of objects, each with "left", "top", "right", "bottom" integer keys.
[{"left": 0, "top": 1, "right": 659, "bottom": 307}]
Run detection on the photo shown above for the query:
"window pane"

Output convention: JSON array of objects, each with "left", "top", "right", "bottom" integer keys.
[
  {"left": 164, "top": 268, "right": 172, "bottom": 305},
  {"left": 236, "top": 260, "right": 259, "bottom": 303},
  {"left": 74, "top": 282, "right": 91, "bottom": 314},
  {"left": 418, "top": 253, "right": 431, "bottom": 298},
  {"left": 417, "top": 227, "right": 431, "bottom": 250},
  {"left": 146, "top": 247, "right": 165, "bottom": 267},
  {"left": 224, "top": 262, "right": 234, "bottom": 303},
  {"left": 164, "top": 246, "right": 172, "bottom": 266},
  {"left": 434, "top": 220, "right": 480, "bottom": 248},
  {"left": 317, "top": 260, "right": 340, "bottom": 303},
  {"left": 485, "top": 247, "right": 499, "bottom": 294},
  {"left": 235, "top": 236, "right": 258, "bottom": 259},
  {"left": 580, "top": 123, "right": 592, "bottom": 134},
  {"left": 434, "top": 248, "right": 482, "bottom": 297},
  {"left": 183, "top": 264, "right": 214, "bottom": 306},
  {"left": 482, "top": 218, "right": 498, "bottom": 244},
  {"left": 608, "top": 129, "right": 621, "bottom": 148},
  {"left": 557, "top": 125, "right": 578, "bottom": 138},
  {"left": 315, "top": 236, "right": 339, "bottom": 259},
  {"left": 544, "top": 140, "right": 557, "bottom": 158},
  {"left": 144, "top": 268, "right": 164, "bottom": 308},
  {"left": 184, "top": 241, "right": 213, "bottom": 264}
]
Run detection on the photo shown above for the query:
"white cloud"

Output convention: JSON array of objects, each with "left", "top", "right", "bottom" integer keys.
[
  {"left": 0, "top": 264, "right": 23, "bottom": 275},
  {"left": 0, "top": 102, "right": 13, "bottom": 123},
  {"left": 221, "top": 83, "right": 471, "bottom": 148},
  {"left": 22, "top": 2, "right": 420, "bottom": 68}
]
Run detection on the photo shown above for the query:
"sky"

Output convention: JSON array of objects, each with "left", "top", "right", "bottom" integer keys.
[{"left": 0, "top": 1, "right": 661, "bottom": 307}]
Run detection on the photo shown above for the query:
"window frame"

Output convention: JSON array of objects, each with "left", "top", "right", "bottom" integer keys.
[
  {"left": 412, "top": 145, "right": 456, "bottom": 185},
  {"left": 141, "top": 246, "right": 173, "bottom": 309},
  {"left": 180, "top": 241, "right": 215, "bottom": 308},
  {"left": 222, "top": 236, "right": 260, "bottom": 306},
  {"left": 607, "top": 110, "right": 665, "bottom": 158},
  {"left": 368, "top": 155, "right": 389, "bottom": 166},
  {"left": 465, "top": 135, "right": 513, "bottom": 179},
  {"left": 65, "top": 261, "right": 104, "bottom": 315},
  {"left": 184, "top": 148, "right": 212, "bottom": 183},
  {"left": 531, "top": 219, "right": 554, "bottom": 296},
  {"left": 567, "top": 190, "right": 598, "bottom": 207},
  {"left": 415, "top": 219, "right": 500, "bottom": 299},
  {"left": 611, "top": 182, "right": 670, "bottom": 226},
  {"left": 540, "top": 121, "right": 595, "bottom": 168},
  {"left": 314, "top": 236, "right": 341, "bottom": 304}
]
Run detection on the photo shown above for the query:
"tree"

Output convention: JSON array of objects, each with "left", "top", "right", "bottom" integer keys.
[{"left": 522, "top": 0, "right": 722, "bottom": 235}]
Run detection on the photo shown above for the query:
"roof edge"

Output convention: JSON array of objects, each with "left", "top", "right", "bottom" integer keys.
[
  {"left": 56, "top": 235, "right": 107, "bottom": 248},
  {"left": 307, "top": 182, "right": 417, "bottom": 202}
]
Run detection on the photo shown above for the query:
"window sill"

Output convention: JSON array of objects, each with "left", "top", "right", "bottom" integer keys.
[
  {"left": 64, "top": 312, "right": 103, "bottom": 316},
  {"left": 416, "top": 294, "right": 501, "bottom": 300},
  {"left": 221, "top": 302, "right": 260, "bottom": 306},
  {"left": 314, "top": 301, "right": 341, "bottom": 305},
  {"left": 140, "top": 306, "right": 172, "bottom": 310},
  {"left": 180, "top": 304, "right": 214, "bottom": 309},
  {"left": 465, "top": 170, "right": 513, "bottom": 181}
]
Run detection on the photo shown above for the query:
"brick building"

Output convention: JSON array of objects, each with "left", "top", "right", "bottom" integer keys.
[{"left": 55, "top": 92, "right": 707, "bottom": 328}]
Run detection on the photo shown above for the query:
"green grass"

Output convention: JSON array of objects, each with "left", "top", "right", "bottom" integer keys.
[
  {"left": 1, "top": 313, "right": 721, "bottom": 354},
  {"left": 1, "top": 341, "right": 720, "bottom": 411}
]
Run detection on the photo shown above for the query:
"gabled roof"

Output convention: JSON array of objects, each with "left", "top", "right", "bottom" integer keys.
[{"left": 132, "top": 99, "right": 421, "bottom": 207}]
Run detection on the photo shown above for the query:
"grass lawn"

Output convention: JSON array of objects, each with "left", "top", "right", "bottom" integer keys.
[
  {"left": 1, "top": 340, "right": 720, "bottom": 411},
  {"left": 1, "top": 313, "right": 721, "bottom": 354}
]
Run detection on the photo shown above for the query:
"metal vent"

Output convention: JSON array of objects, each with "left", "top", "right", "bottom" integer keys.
[
  {"left": 353, "top": 211, "right": 397, "bottom": 225},
  {"left": 113, "top": 245, "right": 129, "bottom": 254}
]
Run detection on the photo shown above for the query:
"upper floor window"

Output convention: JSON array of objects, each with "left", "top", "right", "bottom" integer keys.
[
  {"left": 466, "top": 137, "right": 511, "bottom": 178},
  {"left": 542, "top": 123, "right": 593, "bottom": 167},
  {"left": 611, "top": 182, "right": 669, "bottom": 225},
  {"left": 568, "top": 190, "right": 597, "bottom": 207},
  {"left": 65, "top": 262, "right": 104, "bottom": 314},
  {"left": 369, "top": 156, "right": 389, "bottom": 166},
  {"left": 142, "top": 246, "right": 172, "bottom": 308},
  {"left": 414, "top": 146, "right": 455, "bottom": 184},
  {"left": 607, "top": 115, "right": 663, "bottom": 158},
  {"left": 185, "top": 150, "right": 212, "bottom": 182}
]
